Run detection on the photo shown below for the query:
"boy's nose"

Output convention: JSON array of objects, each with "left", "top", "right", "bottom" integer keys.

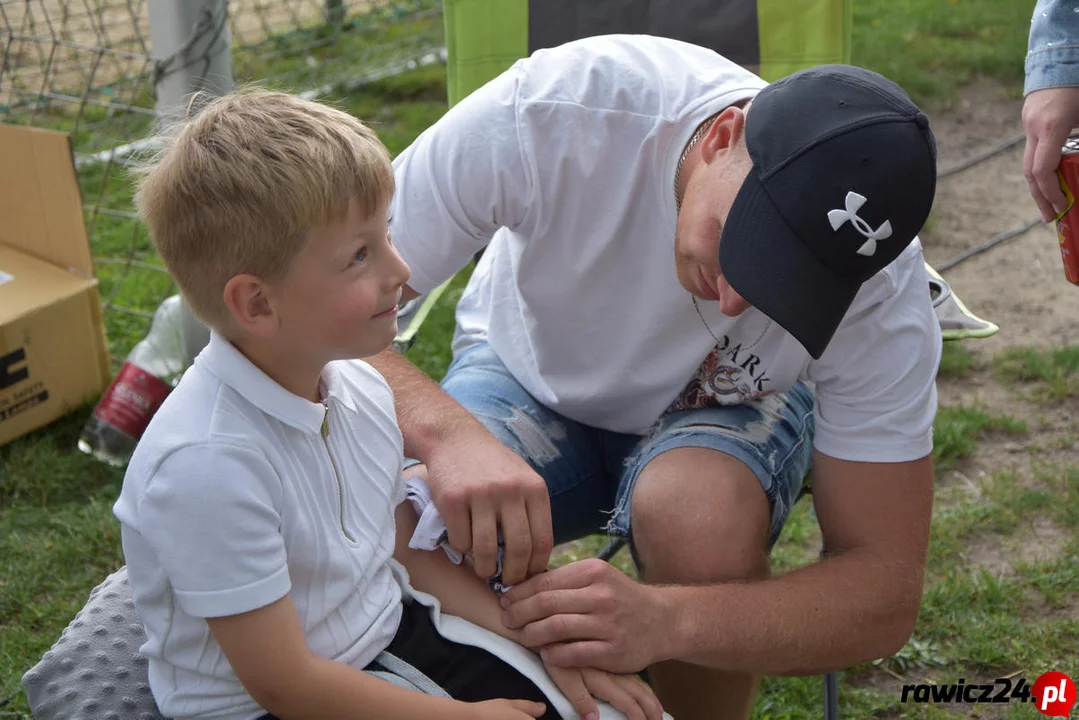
[{"left": 388, "top": 243, "right": 411, "bottom": 288}]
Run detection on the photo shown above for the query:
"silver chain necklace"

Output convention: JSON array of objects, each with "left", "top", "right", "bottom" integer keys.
[
  {"left": 677, "top": 112, "right": 772, "bottom": 351},
  {"left": 674, "top": 113, "right": 721, "bottom": 213},
  {"left": 692, "top": 294, "right": 771, "bottom": 352}
]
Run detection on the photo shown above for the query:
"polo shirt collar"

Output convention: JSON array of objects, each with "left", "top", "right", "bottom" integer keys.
[{"left": 198, "top": 332, "right": 355, "bottom": 434}]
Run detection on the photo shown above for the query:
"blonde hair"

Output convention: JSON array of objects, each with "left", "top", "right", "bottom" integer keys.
[{"left": 133, "top": 88, "right": 394, "bottom": 329}]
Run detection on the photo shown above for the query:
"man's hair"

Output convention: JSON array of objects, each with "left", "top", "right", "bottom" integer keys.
[{"left": 133, "top": 88, "right": 394, "bottom": 328}]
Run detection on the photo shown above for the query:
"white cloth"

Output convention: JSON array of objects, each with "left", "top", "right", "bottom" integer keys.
[
  {"left": 390, "top": 34, "right": 940, "bottom": 461},
  {"left": 113, "top": 332, "right": 408, "bottom": 720},
  {"left": 405, "top": 476, "right": 511, "bottom": 592},
  {"left": 406, "top": 475, "right": 461, "bottom": 562}
]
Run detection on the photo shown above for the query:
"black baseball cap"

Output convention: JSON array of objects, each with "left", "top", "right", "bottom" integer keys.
[{"left": 719, "top": 64, "right": 937, "bottom": 359}]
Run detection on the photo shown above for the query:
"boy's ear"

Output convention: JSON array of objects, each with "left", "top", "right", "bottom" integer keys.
[{"left": 222, "top": 274, "right": 279, "bottom": 337}]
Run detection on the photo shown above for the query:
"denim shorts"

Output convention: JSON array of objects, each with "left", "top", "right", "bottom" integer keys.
[{"left": 438, "top": 344, "right": 815, "bottom": 550}]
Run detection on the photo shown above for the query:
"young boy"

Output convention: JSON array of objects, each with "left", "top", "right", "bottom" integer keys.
[{"left": 112, "top": 90, "right": 665, "bottom": 720}]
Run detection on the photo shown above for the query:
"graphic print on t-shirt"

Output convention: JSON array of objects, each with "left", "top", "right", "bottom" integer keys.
[{"left": 668, "top": 336, "right": 775, "bottom": 411}]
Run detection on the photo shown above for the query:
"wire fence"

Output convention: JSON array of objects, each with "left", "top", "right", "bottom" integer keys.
[{"left": 0, "top": 0, "right": 445, "bottom": 360}]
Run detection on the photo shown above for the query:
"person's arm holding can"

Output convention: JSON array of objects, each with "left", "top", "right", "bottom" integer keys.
[{"left": 1022, "top": 0, "right": 1079, "bottom": 222}]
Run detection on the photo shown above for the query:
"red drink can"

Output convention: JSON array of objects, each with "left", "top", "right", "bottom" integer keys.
[{"left": 1054, "top": 137, "right": 1079, "bottom": 285}]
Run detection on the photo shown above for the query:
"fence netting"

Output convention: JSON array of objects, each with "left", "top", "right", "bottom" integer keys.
[{"left": 0, "top": 0, "right": 444, "bottom": 359}]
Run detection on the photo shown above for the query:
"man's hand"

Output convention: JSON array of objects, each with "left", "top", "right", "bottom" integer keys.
[
  {"left": 425, "top": 424, "right": 554, "bottom": 586},
  {"left": 543, "top": 663, "right": 664, "bottom": 720},
  {"left": 1023, "top": 86, "right": 1079, "bottom": 222},
  {"left": 500, "top": 558, "right": 673, "bottom": 673}
]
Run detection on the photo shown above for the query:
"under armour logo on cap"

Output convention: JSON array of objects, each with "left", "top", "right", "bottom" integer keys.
[
  {"left": 718, "top": 64, "right": 937, "bottom": 359},
  {"left": 827, "top": 191, "right": 893, "bottom": 257}
]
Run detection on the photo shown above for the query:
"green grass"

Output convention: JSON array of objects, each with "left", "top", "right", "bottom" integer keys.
[
  {"left": 938, "top": 342, "right": 974, "bottom": 379},
  {"left": 851, "top": 0, "right": 1031, "bottom": 107},
  {"left": 994, "top": 345, "right": 1079, "bottom": 403},
  {"left": 932, "top": 404, "right": 1028, "bottom": 472},
  {"left": 832, "top": 462, "right": 1079, "bottom": 718},
  {"left": 232, "top": 0, "right": 443, "bottom": 93},
  {"left": 0, "top": 1, "right": 1063, "bottom": 717}
]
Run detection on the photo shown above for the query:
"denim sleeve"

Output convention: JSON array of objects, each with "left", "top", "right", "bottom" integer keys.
[{"left": 1026, "top": 0, "right": 1079, "bottom": 94}]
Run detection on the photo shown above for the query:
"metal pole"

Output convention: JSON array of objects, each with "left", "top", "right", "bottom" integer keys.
[
  {"left": 326, "top": 0, "right": 347, "bottom": 27},
  {"left": 146, "top": 0, "right": 233, "bottom": 364},
  {"left": 147, "top": 0, "right": 233, "bottom": 121}
]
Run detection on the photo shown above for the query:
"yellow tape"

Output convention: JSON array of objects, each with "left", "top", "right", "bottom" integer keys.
[{"left": 1054, "top": 168, "right": 1076, "bottom": 221}]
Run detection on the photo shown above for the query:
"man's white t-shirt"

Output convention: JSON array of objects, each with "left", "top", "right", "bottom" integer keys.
[
  {"left": 113, "top": 333, "right": 407, "bottom": 720},
  {"left": 391, "top": 34, "right": 941, "bottom": 462}
]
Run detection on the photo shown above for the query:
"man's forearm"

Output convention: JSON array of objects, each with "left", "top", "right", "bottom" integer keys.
[
  {"left": 368, "top": 348, "right": 485, "bottom": 462},
  {"left": 660, "top": 549, "right": 923, "bottom": 676}
]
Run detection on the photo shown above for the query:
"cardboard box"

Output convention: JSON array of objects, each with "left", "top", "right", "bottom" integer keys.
[{"left": 0, "top": 123, "right": 111, "bottom": 446}]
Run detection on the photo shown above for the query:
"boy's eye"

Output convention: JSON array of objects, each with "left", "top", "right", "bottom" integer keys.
[{"left": 351, "top": 247, "right": 368, "bottom": 264}]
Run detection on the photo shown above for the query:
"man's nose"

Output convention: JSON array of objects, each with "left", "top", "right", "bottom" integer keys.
[
  {"left": 722, "top": 291, "right": 751, "bottom": 316},
  {"left": 716, "top": 275, "right": 751, "bottom": 316}
]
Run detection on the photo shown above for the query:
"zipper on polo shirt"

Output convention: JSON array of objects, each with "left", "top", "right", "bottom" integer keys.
[{"left": 321, "top": 402, "right": 355, "bottom": 543}]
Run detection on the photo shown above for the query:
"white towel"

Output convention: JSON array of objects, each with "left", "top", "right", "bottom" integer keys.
[{"left": 405, "top": 476, "right": 512, "bottom": 593}]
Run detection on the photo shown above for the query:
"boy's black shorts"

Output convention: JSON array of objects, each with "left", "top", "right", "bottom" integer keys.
[{"left": 258, "top": 597, "right": 558, "bottom": 719}]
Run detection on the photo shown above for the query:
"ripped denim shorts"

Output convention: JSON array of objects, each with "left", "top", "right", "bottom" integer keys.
[{"left": 435, "top": 343, "right": 815, "bottom": 551}]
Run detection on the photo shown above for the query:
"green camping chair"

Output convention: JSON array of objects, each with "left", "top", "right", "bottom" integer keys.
[{"left": 397, "top": 0, "right": 998, "bottom": 352}]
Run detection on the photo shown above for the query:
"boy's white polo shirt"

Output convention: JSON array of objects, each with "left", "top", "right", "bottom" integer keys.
[{"left": 114, "top": 332, "right": 407, "bottom": 720}]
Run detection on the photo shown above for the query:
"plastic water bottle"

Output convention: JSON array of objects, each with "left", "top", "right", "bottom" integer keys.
[{"left": 77, "top": 295, "right": 187, "bottom": 467}]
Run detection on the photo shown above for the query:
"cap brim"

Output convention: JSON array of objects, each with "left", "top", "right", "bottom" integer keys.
[{"left": 719, "top": 172, "right": 859, "bottom": 359}]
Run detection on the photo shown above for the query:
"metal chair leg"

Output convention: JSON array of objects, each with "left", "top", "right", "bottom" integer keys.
[
  {"left": 819, "top": 530, "right": 840, "bottom": 720},
  {"left": 596, "top": 536, "right": 626, "bottom": 563},
  {"left": 824, "top": 670, "right": 840, "bottom": 720}
]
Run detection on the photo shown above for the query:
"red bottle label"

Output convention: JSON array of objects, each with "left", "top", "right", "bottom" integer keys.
[{"left": 92, "top": 362, "right": 172, "bottom": 438}]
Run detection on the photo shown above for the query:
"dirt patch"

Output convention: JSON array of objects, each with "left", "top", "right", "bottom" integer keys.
[
  {"left": 964, "top": 517, "right": 1071, "bottom": 578},
  {"left": 922, "top": 78, "right": 1079, "bottom": 356},
  {"left": 851, "top": 83, "right": 1078, "bottom": 715},
  {"left": 1024, "top": 589, "right": 1079, "bottom": 621},
  {"left": 907, "top": 77, "right": 1079, "bottom": 494}
]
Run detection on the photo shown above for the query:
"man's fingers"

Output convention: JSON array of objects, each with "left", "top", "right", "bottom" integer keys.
[
  {"left": 520, "top": 612, "right": 606, "bottom": 648},
  {"left": 504, "top": 558, "right": 607, "bottom": 603},
  {"left": 502, "top": 588, "right": 597, "bottom": 629},
  {"left": 524, "top": 488, "right": 554, "bottom": 576},
  {"left": 1033, "top": 127, "right": 1071, "bottom": 216},
  {"left": 543, "top": 641, "right": 629, "bottom": 673},
  {"left": 498, "top": 500, "right": 532, "bottom": 586},
  {"left": 438, "top": 486, "right": 473, "bottom": 557},
  {"left": 1024, "top": 136, "right": 1056, "bottom": 223},
  {"left": 470, "top": 493, "right": 500, "bottom": 578}
]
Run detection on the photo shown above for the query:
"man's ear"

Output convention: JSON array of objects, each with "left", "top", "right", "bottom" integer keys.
[
  {"left": 700, "top": 105, "right": 748, "bottom": 165},
  {"left": 222, "top": 274, "right": 280, "bottom": 337}
]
